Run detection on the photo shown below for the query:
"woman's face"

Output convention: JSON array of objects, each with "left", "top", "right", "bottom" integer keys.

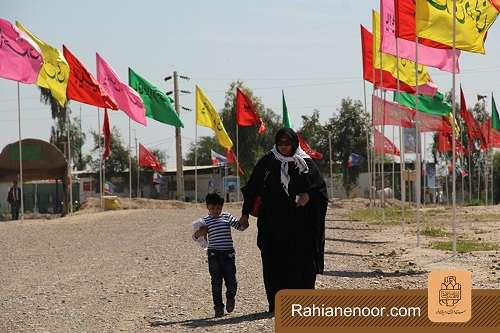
[{"left": 277, "top": 137, "right": 293, "bottom": 156}]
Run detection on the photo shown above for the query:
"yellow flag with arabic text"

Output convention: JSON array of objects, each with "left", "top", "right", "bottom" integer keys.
[
  {"left": 416, "top": 0, "right": 499, "bottom": 54},
  {"left": 16, "top": 21, "right": 69, "bottom": 107},
  {"left": 373, "top": 11, "right": 433, "bottom": 87},
  {"left": 195, "top": 85, "right": 233, "bottom": 150}
]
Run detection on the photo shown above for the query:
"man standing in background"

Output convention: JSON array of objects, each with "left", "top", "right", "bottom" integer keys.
[{"left": 7, "top": 180, "right": 21, "bottom": 220}]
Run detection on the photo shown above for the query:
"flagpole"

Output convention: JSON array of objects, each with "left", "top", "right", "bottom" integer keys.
[
  {"left": 396, "top": 31, "right": 405, "bottom": 230},
  {"left": 468, "top": 147, "right": 472, "bottom": 203},
  {"left": 67, "top": 106, "right": 73, "bottom": 213},
  {"left": 415, "top": 35, "right": 421, "bottom": 248},
  {"left": 392, "top": 125, "right": 395, "bottom": 198},
  {"left": 195, "top": 106, "right": 198, "bottom": 204},
  {"left": 423, "top": 133, "right": 426, "bottom": 207},
  {"left": 451, "top": 0, "right": 458, "bottom": 255},
  {"left": 329, "top": 132, "right": 334, "bottom": 201},
  {"left": 379, "top": 31, "right": 386, "bottom": 223},
  {"left": 363, "top": 79, "right": 372, "bottom": 209},
  {"left": 98, "top": 108, "right": 103, "bottom": 209},
  {"left": 17, "top": 82, "right": 24, "bottom": 221},
  {"left": 129, "top": 118, "right": 132, "bottom": 203},
  {"left": 135, "top": 131, "right": 139, "bottom": 198},
  {"left": 236, "top": 116, "right": 240, "bottom": 202}
]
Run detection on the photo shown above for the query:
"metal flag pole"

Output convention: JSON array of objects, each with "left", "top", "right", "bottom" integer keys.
[
  {"left": 17, "top": 83, "right": 24, "bottom": 221},
  {"left": 329, "top": 132, "right": 334, "bottom": 201},
  {"left": 98, "top": 108, "right": 103, "bottom": 209},
  {"left": 378, "top": 24, "right": 386, "bottom": 223},
  {"left": 67, "top": 106, "right": 73, "bottom": 213},
  {"left": 195, "top": 104, "right": 198, "bottom": 204},
  {"left": 129, "top": 118, "right": 132, "bottom": 203},
  {"left": 415, "top": 36, "right": 422, "bottom": 248},
  {"left": 236, "top": 113, "right": 240, "bottom": 202},
  {"left": 135, "top": 131, "right": 139, "bottom": 198},
  {"left": 396, "top": 32, "right": 405, "bottom": 230},
  {"left": 363, "top": 79, "right": 372, "bottom": 209},
  {"left": 451, "top": 0, "right": 458, "bottom": 255}
]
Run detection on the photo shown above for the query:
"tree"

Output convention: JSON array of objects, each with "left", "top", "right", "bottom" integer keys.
[
  {"left": 40, "top": 88, "right": 87, "bottom": 170},
  {"left": 185, "top": 136, "right": 219, "bottom": 166},
  {"left": 330, "top": 98, "right": 369, "bottom": 196},
  {"left": 298, "top": 109, "right": 330, "bottom": 173}
]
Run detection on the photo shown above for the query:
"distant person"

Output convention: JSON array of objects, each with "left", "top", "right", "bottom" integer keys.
[
  {"left": 192, "top": 192, "right": 249, "bottom": 318},
  {"left": 240, "top": 128, "right": 328, "bottom": 313},
  {"left": 7, "top": 180, "right": 21, "bottom": 220}
]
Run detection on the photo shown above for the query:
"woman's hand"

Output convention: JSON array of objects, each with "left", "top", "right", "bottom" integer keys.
[
  {"left": 239, "top": 214, "right": 250, "bottom": 230},
  {"left": 296, "top": 193, "right": 310, "bottom": 207}
]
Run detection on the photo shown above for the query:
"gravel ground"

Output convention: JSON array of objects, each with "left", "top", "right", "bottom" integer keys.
[{"left": 0, "top": 198, "right": 498, "bottom": 332}]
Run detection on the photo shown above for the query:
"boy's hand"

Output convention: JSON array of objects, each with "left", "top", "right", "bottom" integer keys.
[
  {"left": 194, "top": 225, "right": 208, "bottom": 239},
  {"left": 239, "top": 214, "right": 249, "bottom": 231}
]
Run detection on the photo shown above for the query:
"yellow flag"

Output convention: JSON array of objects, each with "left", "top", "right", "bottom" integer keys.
[
  {"left": 16, "top": 21, "right": 69, "bottom": 107},
  {"left": 372, "top": 11, "right": 433, "bottom": 87},
  {"left": 416, "top": 0, "right": 499, "bottom": 54},
  {"left": 195, "top": 85, "right": 233, "bottom": 150}
]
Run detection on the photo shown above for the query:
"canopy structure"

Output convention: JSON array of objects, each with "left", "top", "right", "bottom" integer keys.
[{"left": 0, "top": 138, "right": 68, "bottom": 182}]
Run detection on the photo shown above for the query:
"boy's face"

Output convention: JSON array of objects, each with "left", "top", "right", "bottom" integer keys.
[{"left": 207, "top": 203, "right": 223, "bottom": 218}]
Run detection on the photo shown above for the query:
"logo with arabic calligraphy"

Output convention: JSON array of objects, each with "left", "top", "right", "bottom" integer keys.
[{"left": 428, "top": 270, "right": 471, "bottom": 323}]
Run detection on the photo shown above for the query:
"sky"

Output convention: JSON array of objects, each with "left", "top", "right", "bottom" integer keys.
[{"left": 1, "top": 0, "right": 500, "bottom": 167}]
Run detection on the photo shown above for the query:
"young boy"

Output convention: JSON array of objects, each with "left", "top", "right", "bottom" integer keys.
[{"left": 193, "top": 193, "right": 249, "bottom": 318}]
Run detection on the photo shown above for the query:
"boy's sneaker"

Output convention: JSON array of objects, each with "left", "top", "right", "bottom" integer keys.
[
  {"left": 214, "top": 308, "right": 224, "bottom": 318},
  {"left": 226, "top": 298, "right": 235, "bottom": 313}
]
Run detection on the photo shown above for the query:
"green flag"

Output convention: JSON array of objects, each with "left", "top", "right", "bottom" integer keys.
[
  {"left": 394, "top": 91, "right": 451, "bottom": 116},
  {"left": 128, "top": 68, "right": 183, "bottom": 128},
  {"left": 282, "top": 90, "right": 292, "bottom": 128},
  {"left": 492, "top": 94, "right": 500, "bottom": 130}
]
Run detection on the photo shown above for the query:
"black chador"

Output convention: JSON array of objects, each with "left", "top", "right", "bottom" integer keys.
[{"left": 242, "top": 128, "right": 328, "bottom": 312}]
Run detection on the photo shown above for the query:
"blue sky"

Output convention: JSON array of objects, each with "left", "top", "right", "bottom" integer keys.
[{"left": 1, "top": 0, "right": 499, "bottom": 166}]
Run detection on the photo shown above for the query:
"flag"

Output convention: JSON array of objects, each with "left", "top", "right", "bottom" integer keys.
[
  {"left": 395, "top": 0, "right": 454, "bottom": 49},
  {"left": 374, "top": 128, "right": 400, "bottom": 156},
  {"left": 139, "top": 143, "right": 163, "bottom": 171},
  {"left": 438, "top": 132, "right": 466, "bottom": 154},
  {"left": 381, "top": 0, "right": 460, "bottom": 73},
  {"left": 297, "top": 132, "right": 323, "bottom": 160},
  {"left": 211, "top": 149, "right": 227, "bottom": 166},
  {"left": 347, "top": 153, "right": 364, "bottom": 168},
  {"left": 282, "top": 90, "right": 292, "bottom": 128},
  {"left": 416, "top": 111, "right": 452, "bottom": 133},
  {"left": 492, "top": 94, "right": 500, "bottom": 130},
  {"left": 225, "top": 149, "right": 245, "bottom": 175},
  {"left": 361, "top": 25, "right": 416, "bottom": 93},
  {"left": 373, "top": 11, "right": 436, "bottom": 93},
  {"left": 460, "top": 87, "right": 486, "bottom": 148},
  {"left": 153, "top": 172, "right": 165, "bottom": 184},
  {"left": 372, "top": 95, "right": 415, "bottom": 128},
  {"left": 16, "top": 21, "right": 69, "bottom": 107},
  {"left": 102, "top": 109, "right": 111, "bottom": 160},
  {"left": 195, "top": 85, "right": 233, "bottom": 150},
  {"left": 394, "top": 91, "right": 451, "bottom": 117},
  {"left": 96, "top": 53, "right": 147, "bottom": 126},
  {"left": 236, "top": 87, "right": 265, "bottom": 134},
  {"left": 0, "top": 18, "right": 42, "bottom": 83},
  {"left": 128, "top": 68, "right": 183, "bottom": 128},
  {"left": 415, "top": 0, "right": 499, "bottom": 54},
  {"left": 481, "top": 118, "right": 500, "bottom": 148},
  {"left": 63, "top": 45, "right": 118, "bottom": 109}
]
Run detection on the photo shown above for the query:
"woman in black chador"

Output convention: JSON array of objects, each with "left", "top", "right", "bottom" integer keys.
[{"left": 239, "top": 128, "right": 328, "bottom": 313}]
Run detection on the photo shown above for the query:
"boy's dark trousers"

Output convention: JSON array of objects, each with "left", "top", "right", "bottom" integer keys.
[{"left": 207, "top": 249, "right": 237, "bottom": 311}]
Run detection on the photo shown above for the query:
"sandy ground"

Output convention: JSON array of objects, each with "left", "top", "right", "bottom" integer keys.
[{"left": 0, "top": 198, "right": 498, "bottom": 332}]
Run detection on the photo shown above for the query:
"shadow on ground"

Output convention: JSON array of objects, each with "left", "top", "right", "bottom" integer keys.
[{"left": 150, "top": 311, "right": 273, "bottom": 329}]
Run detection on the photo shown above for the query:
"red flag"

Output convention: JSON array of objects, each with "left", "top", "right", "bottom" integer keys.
[
  {"left": 481, "top": 118, "right": 500, "bottom": 149},
  {"left": 226, "top": 149, "right": 245, "bottom": 175},
  {"left": 102, "top": 109, "right": 111, "bottom": 160},
  {"left": 395, "top": 0, "right": 451, "bottom": 49},
  {"left": 139, "top": 143, "right": 163, "bottom": 171},
  {"left": 460, "top": 87, "right": 487, "bottom": 149},
  {"left": 63, "top": 46, "right": 118, "bottom": 109},
  {"left": 361, "top": 25, "right": 416, "bottom": 93},
  {"left": 296, "top": 132, "right": 323, "bottom": 160},
  {"left": 374, "top": 128, "right": 400, "bottom": 156},
  {"left": 235, "top": 87, "right": 266, "bottom": 134},
  {"left": 438, "top": 132, "right": 467, "bottom": 154},
  {"left": 372, "top": 95, "right": 415, "bottom": 128},
  {"left": 416, "top": 112, "right": 452, "bottom": 133}
]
